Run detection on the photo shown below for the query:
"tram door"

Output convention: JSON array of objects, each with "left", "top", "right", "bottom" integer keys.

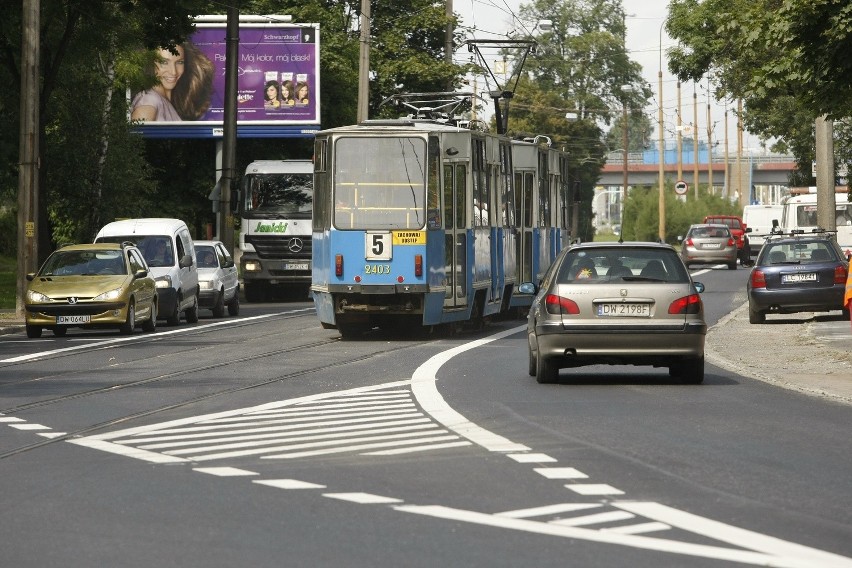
[
  {"left": 515, "top": 170, "right": 535, "bottom": 284},
  {"left": 443, "top": 163, "right": 468, "bottom": 309}
]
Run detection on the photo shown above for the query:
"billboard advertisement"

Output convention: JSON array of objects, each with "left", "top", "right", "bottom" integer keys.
[{"left": 130, "top": 18, "right": 320, "bottom": 139}]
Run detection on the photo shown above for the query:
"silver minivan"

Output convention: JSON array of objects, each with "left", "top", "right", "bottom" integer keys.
[{"left": 95, "top": 218, "right": 200, "bottom": 324}]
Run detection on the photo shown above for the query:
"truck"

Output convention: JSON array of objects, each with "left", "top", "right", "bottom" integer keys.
[
  {"left": 239, "top": 160, "right": 313, "bottom": 302},
  {"left": 742, "top": 204, "right": 783, "bottom": 260},
  {"left": 780, "top": 187, "right": 852, "bottom": 258}
]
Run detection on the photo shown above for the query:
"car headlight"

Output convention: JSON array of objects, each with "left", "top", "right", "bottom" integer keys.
[
  {"left": 26, "top": 290, "right": 49, "bottom": 303},
  {"left": 155, "top": 275, "right": 172, "bottom": 289},
  {"left": 93, "top": 288, "right": 123, "bottom": 301},
  {"left": 243, "top": 260, "right": 262, "bottom": 272},
  {"left": 199, "top": 279, "right": 214, "bottom": 290}
]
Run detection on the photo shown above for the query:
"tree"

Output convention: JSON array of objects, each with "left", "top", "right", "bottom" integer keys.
[{"left": 665, "top": 0, "right": 852, "bottom": 179}]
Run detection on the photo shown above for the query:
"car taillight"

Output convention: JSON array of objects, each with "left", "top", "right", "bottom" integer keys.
[
  {"left": 545, "top": 294, "right": 580, "bottom": 315},
  {"left": 835, "top": 265, "right": 848, "bottom": 284},
  {"left": 668, "top": 293, "right": 702, "bottom": 314},
  {"left": 728, "top": 238, "right": 736, "bottom": 247},
  {"left": 414, "top": 254, "right": 423, "bottom": 278},
  {"left": 751, "top": 269, "right": 766, "bottom": 289},
  {"left": 335, "top": 254, "right": 343, "bottom": 277},
  {"left": 685, "top": 238, "right": 694, "bottom": 247}
]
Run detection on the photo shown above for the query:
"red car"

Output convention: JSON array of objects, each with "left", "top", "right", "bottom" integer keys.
[{"left": 703, "top": 215, "right": 750, "bottom": 264}]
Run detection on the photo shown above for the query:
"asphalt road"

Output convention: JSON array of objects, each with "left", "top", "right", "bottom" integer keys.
[{"left": 0, "top": 267, "right": 850, "bottom": 567}]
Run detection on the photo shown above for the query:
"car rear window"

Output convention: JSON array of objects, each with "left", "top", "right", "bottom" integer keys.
[
  {"left": 557, "top": 248, "right": 690, "bottom": 283},
  {"left": 762, "top": 241, "right": 838, "bottom": 264}
]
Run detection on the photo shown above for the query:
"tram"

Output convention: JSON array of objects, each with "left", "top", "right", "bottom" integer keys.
[{"left": 310, "top": 118, "right": 571, "bottom": 336}]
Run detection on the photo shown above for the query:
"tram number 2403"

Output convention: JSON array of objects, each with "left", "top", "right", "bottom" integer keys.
[{"left": 364, "top": 263, "right": 391, "bottom": 274}]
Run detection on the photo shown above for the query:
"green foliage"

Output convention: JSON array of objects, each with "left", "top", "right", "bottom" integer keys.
[
  {"left": 621, "top": 180, "right": 740, "bottom": 244},
  {"left": 666, "top": 0, "right": 852, "bottom": 172}
]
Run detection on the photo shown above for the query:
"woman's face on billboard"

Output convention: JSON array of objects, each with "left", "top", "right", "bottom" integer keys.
[{"left": 154, "top": 46, "right": 185, "bottom": 92}]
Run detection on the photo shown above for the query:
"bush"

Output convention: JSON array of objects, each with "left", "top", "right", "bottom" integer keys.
[{"left": 622, "top": 181, "right": 741, "bottom": 244}]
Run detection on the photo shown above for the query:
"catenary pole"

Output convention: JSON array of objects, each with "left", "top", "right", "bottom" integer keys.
[{"left": 16, "top": 0, "right": 40, "bottom": 318}]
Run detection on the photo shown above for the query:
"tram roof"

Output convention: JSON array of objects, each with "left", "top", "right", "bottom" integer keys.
[{"left": 315, "top": 119, "right": 500, "bottom": 136}]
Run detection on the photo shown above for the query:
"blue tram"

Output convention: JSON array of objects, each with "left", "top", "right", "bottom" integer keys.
[{"left": 310, "top": 119, "right": 570, "bottom": 336}]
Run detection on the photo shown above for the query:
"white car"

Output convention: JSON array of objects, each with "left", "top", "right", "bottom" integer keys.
[{"left": 195, "top": 240, "right": 240, "bottom": 318}]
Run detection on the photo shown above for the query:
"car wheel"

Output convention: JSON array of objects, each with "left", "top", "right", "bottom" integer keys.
[
  {"left": 728, "top": 261, "right": 737, "bottom": 270},
  {"left": 670, "top": 356, "right": 704, "bottom": 384},
  {"left": 535, "top": 346, "right": 558, "bottom": 384},
  {"left": 185, "top": 295, "right": 199, "bottom": 324},
  {"left": 528, "top": 342, "right": 536, "bottom": 377},
  {"left": 120, "top": 301, "right": 136, "bottom": 334},
  {"left": 748, "top": 305, "right": 765, "bottom": 324},
  {"left": 212, "top": 289, "right": 225, "bottom": 318},
  {"left": 227, "top": 289, "right": 240, "bottom": 316},
  {"left": 26, "top": 324, "right": 42, "bottom": 339},
  {"left": 167, "top": 298, "right": 181, "bottom": 325},
  {"left": 142, "top": 301, "right": 157, "bottom": 332}
]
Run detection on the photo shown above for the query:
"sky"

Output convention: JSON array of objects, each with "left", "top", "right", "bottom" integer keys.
[{"left": 451, "top": 0, "right": 765, "bottom": 154}]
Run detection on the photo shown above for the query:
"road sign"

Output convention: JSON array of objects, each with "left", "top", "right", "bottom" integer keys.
[{"left": 675, "top": 180, "right": 689, "bottom": 195}]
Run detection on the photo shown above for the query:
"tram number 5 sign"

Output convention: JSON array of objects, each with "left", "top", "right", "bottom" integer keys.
[
  {"left": 366, "top": 232, "right": 393, "bottom": 260},
  {"left": 675, "top": 180, "right": 689, "bottom": 195}
]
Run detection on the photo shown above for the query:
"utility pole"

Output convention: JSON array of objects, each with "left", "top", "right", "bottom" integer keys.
[
  {"left": 676, "top": 82, "right": 683, "bottom": 184},
  {"left": 815, "top": 116, "right": 836, "bottom": 231},
  {"left": 737, "top": 99, "right": 744, "bottom": 208},
  {"left": 220, "top": 6, "right": 239, "bottom": 253},
  {"left": 445, "top": 0, "right": 453, "bottom": 92},
  {"left": 16, "top": 0, "right": 40, "bottom": 318},
  {"left": 706, "top": 81, "right": 713, "bottom": 192},
  {"left": 357, "top": 0, "right": 371, "bottom": 123},
  {"left": 723, "top": 109, "right": 729, "bottom": 199},
  {"left": 693, "top": 87, "right": 699, "bottom": 200}
]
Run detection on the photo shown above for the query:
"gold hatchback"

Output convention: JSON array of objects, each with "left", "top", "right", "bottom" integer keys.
[{"left": 25, "top": 243, "right": 158, "bottom": 338}]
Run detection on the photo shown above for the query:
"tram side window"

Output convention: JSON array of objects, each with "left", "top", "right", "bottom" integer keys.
[
  {"left": 523, "top": 172, "right": 534, "bottom": 227},
  {"left": 428, "top": 136, "right": 441, "bottom": 228},
  {"left": 456, "top": 164, "right": 466, "bottom": 228},
  {"left": 501, "top": 143, "right": 515, "bottom": 227},
  {"left": 443, "top": 165, "right": 454, "bottom": 229}
]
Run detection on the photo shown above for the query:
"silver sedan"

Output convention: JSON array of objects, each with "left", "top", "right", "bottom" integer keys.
[
  {"left": 679, "top": 223, "right": 738, "bottom": 269},
  {"left": 522, "top": 242, "right": 707, "bottom": 384}
]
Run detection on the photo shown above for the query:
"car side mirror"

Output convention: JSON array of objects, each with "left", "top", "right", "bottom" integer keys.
[
  {"left": 693, "top": 281, "right": 705, "bottom": 293},
  {"left": 134, "top": 268, "right": 148, "bottom": 279},
  {"left": 26, "top": 272, "right": 36, "bottom": 281},
  {"left": 179, "top": 254, "right": 193, "bottom": 268},
  {"left": 519, "top": 282, "right": 537, "bottom": 295}
]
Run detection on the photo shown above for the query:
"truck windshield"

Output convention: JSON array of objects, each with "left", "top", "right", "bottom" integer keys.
[
  {"left": 243, "top": 173, "right": 313, "bottom": 216},
  {"left": 333, "top": 136, "right": 427, "bottom": 230}
]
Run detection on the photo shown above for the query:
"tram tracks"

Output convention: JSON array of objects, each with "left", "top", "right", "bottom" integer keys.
[{"left": 0, "top": 336, "right": 435, "bottom": 461}]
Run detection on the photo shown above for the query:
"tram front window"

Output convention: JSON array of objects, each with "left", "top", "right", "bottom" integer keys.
[{"left": 333, "top": 137, "right": 427, "bottom": 230}]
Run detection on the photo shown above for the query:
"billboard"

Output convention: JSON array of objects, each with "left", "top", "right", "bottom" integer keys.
[{"left": 130, "top": 18, "right": 320, "bottom": 139}]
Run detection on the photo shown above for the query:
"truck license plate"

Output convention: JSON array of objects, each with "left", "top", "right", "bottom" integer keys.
[{"left": 284, "top": 262, "right": 309, "bottom": 270}]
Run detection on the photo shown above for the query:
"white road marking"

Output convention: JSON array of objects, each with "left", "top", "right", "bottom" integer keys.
[
  {"left": 550, "top": 510, "right": 636, "bottom": 527},
  {"left": 507, "top": 453, "right": 557, "bottom": 463},
  {"left": 323, "top": 493, "right": 403, "bottom": 504},
  {"left": 193, "top": 467, "right": 258, "bottom": 477},
  {"left": 533, "top": 467, "right": 588, "bottom": 479},
  {"left": 261, "top": 434, "right": 461, "bottom": 460},
  {"left": 601, "top": 522, "right": 671, "bottom": 535},
  {"left": 411, "top": 325, "right": 530, "bottom": 452},
  {"left": 254, "top": 479, "right": 326, "bottom": 490},
  {"left": 565, "top": 483, "right": 625, "bottom": 496},
  {"left": 1, "top": 312, "right": 309, "bottom": 363},
  {"left": 9, "top": 423, "right": 50, "bottom": 430},
  {"left": 38, "top": 432, "right": 67, "bottom": 439},
  {"left": 0, "top": 416, "right": 25, "bottom": 422},
  {"left": 362, "top": 440, "right": 472, "bottom": 456},
  {"left": 393, "top": 504, "right": 852, "bottom": 567},
  {"left": 496, "top": 503, "right": 601, "bottom": 518}
]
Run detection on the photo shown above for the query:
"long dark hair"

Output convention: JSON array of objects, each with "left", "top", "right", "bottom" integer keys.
[{"left": 171, "top": 41, "right": 214, "bottom": 120}]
